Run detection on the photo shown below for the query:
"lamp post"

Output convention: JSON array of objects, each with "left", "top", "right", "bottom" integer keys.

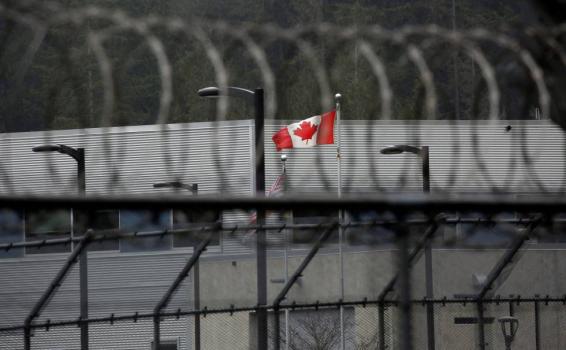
[
  {"left": 380, "top": 144, "right": 432, "bottom": 350},
  {"left": 32, "top": 144, "right": 88, "bottom": 350},
  {"left": 198, "top": 86, "right": 267, "bottom": 349},
  {"left": 499, "top": 316, "right": 519, "bottom": 350},
  {"left": 379, "top": 145, "right": 429, "bottom": 192},
  {"left": 152, "top": 181, "right": 199, "bottom": 350},
  {"left": 153, "top": 181, "right": 198, "bottom": 194}
]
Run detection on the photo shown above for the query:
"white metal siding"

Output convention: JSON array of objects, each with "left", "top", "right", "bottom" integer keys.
[
  {"left": 265, "top": 120, "right": 566, "bottom": 194},
  {"left": 1, "top": 119, "right": 565, "bottom": 349}
]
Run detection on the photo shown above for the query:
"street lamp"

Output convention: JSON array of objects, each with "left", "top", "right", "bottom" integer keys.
[
  {"left": 153, "top": 181, "right": 198, "bottom": 193},
  {"left": 499, "top": 316, "right": 519, "bottom": 350},
  {"left": 379, "top": 145, "right": 430, "bottom": 192},
  {"left": 32, "top": 144, "right": 86, "bottom": 193},
  {"left": 198, "top": 85, "right": 268, "bottom": 349},
  {"left": 32, "top": 144, "right": 88, "bottom": 350},
  {"left": 380, "top": 144, "right": 432, "bottom": 350}
]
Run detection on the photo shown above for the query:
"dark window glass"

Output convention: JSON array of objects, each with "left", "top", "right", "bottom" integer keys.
[
  {"left": 346, "top": 210, "right": 396, "bottom": 245},
  {"left": 150, "top": 340, "right": 177, "bottom": 350},
  {"left": 119, "top": 210, "right": 172, "bottom": 252},
  {"left": 172, "top": 209, "right": 220, "bottom": 247},
  {"left": 441, "top": 212, "right": 518, "bottom": 247},
  {"left": 26, "top": 209, "right": 71, "bottom": 254},
  {"left": 539, "top": 213, "right": 566, "bottom": 243},
  {"left": 292, "top": 208, "right": 338, "bottom": 244},
  {"left": 0, "top": 209, "right": 24, "bottom": 258},
  {"left": 75, "top": 209, "right": 120, "bottom": 251}
]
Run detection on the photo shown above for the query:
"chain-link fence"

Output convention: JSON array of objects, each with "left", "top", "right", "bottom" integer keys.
[{"left": 1, "top": 1, "right": 566, "bottom": 349}]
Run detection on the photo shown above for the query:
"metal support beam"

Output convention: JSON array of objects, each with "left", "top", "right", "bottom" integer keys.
[
  {"left": 378, "top": 223, "right": 438, "bottom": 350},
  {"left": 474, "top": 221, "right": 538, "bottom": 350},
  {"left": 476, "top": 224, "right": 538, "bottom": 301},
  {"left": 377, "top": 223, "right": 439, "bottom": 302},
  {"left": 272, "top": 223, "right": 338, "bottom": 350},
  {"left": 24, "top": 231, "right": 92, "bottom": 350},
  {"left": 3, "top": 193, "right": 566, "bottom": 213},
  {"left": 153, "top": 238, "right": 212, "bottom": 350}
]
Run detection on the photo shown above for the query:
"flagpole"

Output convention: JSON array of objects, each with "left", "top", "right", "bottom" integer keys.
[
  {"left": 335, "top": 93, "right": 345, "bottom": 350},
  {"left": 281, "top": 154, "right": 290, "bottom": 350}
]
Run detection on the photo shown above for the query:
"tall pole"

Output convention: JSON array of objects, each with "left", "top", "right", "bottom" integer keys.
[
  {"left": 398, "top": 225, "right": 412, "bottom": 350},
  {"left": 335, "top": 93, "right": 345, "bottom": 350},
  {"left": 192, "top": 184, "right": 201, "bottom": 350},
  {"left": 254, "top": 88, "right": 268, "bottom": 350},
  {"left": 422, "top": 146, "right": 435, "bottom": 350},
  {"left": 283, "top": 155, "right": 289, "bottom": 350},
  {"left": 273, "top": 155, "right": 288, "bottom": 350},
  {"left": 77, "top": 148, "right": 89, "bottom": 350}
]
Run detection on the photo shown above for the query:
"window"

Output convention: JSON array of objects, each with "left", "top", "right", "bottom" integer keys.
[
  {"left": 119, "top": 210, "right": 172, "bottom": 252},
  {"left": 149, "top": 338, "right": 179, "bottom": 350},
  {"left": 292, "top": 208, "right": 339, "bottom": 244},
  {"left": 74, "top": 209, "right": 120, "bottom": 251},
  {"left": 25, "top": 209, "right": 71, "bottom": 254},
  {"left": 0, "top": 209, "right": 24, "bottom": 258},
  {"left": 442, "top": 212, "right": 518, "bottom": 247},
  {"left": 345, "top": 210, "right": 396, "bottom": 245},
  {"left": 172, "top": 209, "right": 220, "bottom": 248}
]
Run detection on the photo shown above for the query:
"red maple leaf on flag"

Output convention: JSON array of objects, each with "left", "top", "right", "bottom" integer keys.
[{"left": 293, "top": 121, "right": 318, "bottom": 144}]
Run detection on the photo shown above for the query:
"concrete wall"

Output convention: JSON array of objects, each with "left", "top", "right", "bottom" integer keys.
[{"left": 1, "top": 243, "right": 565, "bottom": 349}]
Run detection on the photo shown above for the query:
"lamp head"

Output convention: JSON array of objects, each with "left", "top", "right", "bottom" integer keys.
[
  {"left": 380, "top": 145, "right": 422, "bottom": 155},
  {"left": 32, "top": 145, "right": 61, "bottom": 153},
  {"left": 281, "top": 154, "right": 287, "bottom": 162},
  {"left": 197, "top": 86, "right": 255, "bottom": 100},
  {"left": 153, "top": 181, "right": 197, "bottom": 193},
  {"left": 153, "top": 182, "right": 173, "bottom": 189},
  {"left": 197, "top": 87, "right": 220, "bottom": 98},
  {"left": 380, "top": 145, "right": 405, "bottom": 155}
]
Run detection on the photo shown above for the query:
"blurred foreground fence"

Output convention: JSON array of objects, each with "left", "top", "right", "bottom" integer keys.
[
  {"left": 2, "top": 208, "right": 566, "bottom": 349},
  {"left": 1, "top": 1, "right": 566, "bottom": 350}
]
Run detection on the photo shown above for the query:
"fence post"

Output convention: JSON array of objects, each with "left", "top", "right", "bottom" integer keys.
[
  {"left": 153, "top": 314, "right": 160, "bottom": 350},
  {"left": 378, "top": 301, "right": 386, "bottom": 350},
  {"left": 534, "top": 298, "right": 540, "bottom": 350},
  {"left": 273, "top": 307, "right": 280, "bottom": 350},
  {"left": 194, "top": 260, "right": 201, "bottom": 350},
  {"left": 397, "top": 226, "right": 412, "bottom": 350},
  {"left": 24, "top": 325, "right": 31, "bottom": 350},
  {"left": 477, "top": 301, "right": 486, "bottom": 350}
]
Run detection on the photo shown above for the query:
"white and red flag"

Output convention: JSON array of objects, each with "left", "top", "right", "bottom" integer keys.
[{"left": 272, "top": 110, "right": 336, "bottom": 151}]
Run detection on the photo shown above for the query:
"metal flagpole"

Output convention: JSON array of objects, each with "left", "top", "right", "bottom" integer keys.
[
  {"left": 281, "top": 154, "right": 290, "bottom": 350},
  {"left": 335, "top": 93, "right": 345, "bottom": 350}
]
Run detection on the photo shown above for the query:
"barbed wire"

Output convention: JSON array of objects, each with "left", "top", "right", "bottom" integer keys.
[{"left": 0, "top": 2, "right": 564, "bottom": 196}]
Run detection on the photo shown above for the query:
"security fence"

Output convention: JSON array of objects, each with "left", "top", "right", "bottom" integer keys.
[
  {"left": 1, "top": 208, "right": 566, "bottom": 349},
  {"left": 1, "top": 1, "right": 566, "bottom": 349}
]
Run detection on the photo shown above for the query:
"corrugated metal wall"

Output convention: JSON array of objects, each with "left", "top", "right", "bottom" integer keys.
[
  {"left": 0, "top": 120, "right": 254, "bottom": 196},
  {"left": 265, "top": 120, "right": 566, "bottom": 194},
  {"left": 0, "top": 119, "right": 565, "bottom": 349}
]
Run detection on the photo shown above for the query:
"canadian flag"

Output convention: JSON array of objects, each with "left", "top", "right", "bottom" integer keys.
[{"left": 272, "top": 110, "right": 336, "bottom": 151}]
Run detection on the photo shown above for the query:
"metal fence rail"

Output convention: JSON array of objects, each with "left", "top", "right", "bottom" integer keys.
[{"left": 0, "top": 2, "right": 566, "bottom": 350}]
